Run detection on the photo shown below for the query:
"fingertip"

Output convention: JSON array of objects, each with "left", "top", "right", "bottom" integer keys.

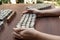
[
  {"left": 13, "top": 28, "right": 16, "bottom": 30},
  {"left": 13, "top": 28, "right": 16, "bottom": 31},
  {"left": 13, "top": 28, "right": 19, "bottom": 30},
  {"left": 13, "top": 28, "right": 25, "bottom": 33},
  {"left": 13, "top": 28, "right": 20, "bottom": 32},
  {"left": 13, "top": 32, "right": 23, "bottom": 39},
  {"left": 22, "top": 10, "right": 28, "bottom": 14}
]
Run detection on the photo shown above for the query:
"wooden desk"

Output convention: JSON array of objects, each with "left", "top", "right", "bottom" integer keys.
[{"left": 0, "top": 4, "right": 60, "bottom": 40}]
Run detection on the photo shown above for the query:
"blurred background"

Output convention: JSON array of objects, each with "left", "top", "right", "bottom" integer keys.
[{"left": 0, "top": 0, "right": 60, "bottom": 6}]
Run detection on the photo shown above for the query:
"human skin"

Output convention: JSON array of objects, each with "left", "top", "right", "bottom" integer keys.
[
  {"left": 13, "top": 8, "right": 60, "bottom": 40},
  {"left": 13, "top": 28, "right": 60, "bottom": 40},
  {"left": 24, "top": 8, "right": 60, "bottom": 17}
]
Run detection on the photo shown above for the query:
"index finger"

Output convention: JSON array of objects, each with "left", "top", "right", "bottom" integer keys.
[
  {"left": 22, "top": 10, "right": 28, "bottom": 14},
  {"left": 13, "top": 28, "right": 25, "bottom": 33}
]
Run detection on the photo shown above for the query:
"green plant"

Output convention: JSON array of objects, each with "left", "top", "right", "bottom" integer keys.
[
  {"left": 0, "top": 0, "right": 2, "bottom": 4},
  {"left": 56, "top": 0, "right": 60, "bottom": 5},
  {"left": 18, "top": 0, "right": 24, "bottom": 3},
  {"left": 48, "top": 0, "right": 51, "bottom": 1},
  {"left": 37, "top": 0, "right": 43, "bottom": 3},
  {"left": 2, "top": 0, "right": 9, "bottom": 3}
]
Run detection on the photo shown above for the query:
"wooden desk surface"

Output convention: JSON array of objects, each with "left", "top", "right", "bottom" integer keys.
[{"left": 0, "top": 4, "right": 60, "bottom": 40}]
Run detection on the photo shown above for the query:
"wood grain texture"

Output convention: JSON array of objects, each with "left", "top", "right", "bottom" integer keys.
[{"left": 0, "top": 4, "right": 60, "bottom": 40}]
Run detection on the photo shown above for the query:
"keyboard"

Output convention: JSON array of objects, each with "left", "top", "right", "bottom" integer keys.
[
  {"left": 27, "top": 3, "right": 52, "bottom": 10},
  {"left": 0, "top": 9, "right": 12, "bottom": 21},
  {"left": 16, "top": 14, "right": 36, "bottom": 28}
]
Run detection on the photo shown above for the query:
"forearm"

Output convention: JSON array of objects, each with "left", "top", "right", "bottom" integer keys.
[
  {"left": 37, "top": 8, "right": 60, "bottom": 17},
  {"left": 35, "top": 31, "right": 60, "bottom": 40}
]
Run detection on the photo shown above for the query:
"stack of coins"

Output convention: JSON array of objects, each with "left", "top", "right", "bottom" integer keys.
[{"left": 16, "top": 14, "right": 36, "bottom": 28}]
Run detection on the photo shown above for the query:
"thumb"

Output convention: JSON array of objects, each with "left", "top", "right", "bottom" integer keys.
[{"left": 13, "top": 28, "right": 25, "bottom": 33}]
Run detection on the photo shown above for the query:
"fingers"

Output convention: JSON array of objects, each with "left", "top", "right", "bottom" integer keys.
[
  {"left": 27, "top": 8, "right": 37, "bottom": 10},
  {"left": 22, "top": 10, "right": 28, "bottom": 14},
  {"left": 27, "top": 9, "right": 35, "bottom": 13},
  {"left": 22, "top": 10, "right": 32, "bottom": 14},
  {"left": 13, "top": 32, "right": 23, "bottom": 39},
  {"left": 13, "top": 28, "right": 25, "bottom": 33},
  {"left": 22, "top": 9, "right": 37, "bottom": 14}
]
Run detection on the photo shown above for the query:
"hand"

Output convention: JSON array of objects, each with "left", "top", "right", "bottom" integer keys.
[
  {"left": 13, "top": 28, "right": 38, "bottom": 39},
  {"left": 22, "top": 8, "right": 40, "bottom": 14},
  {"left": 22, "top": 9, "right": 44, "bottom": 17}
]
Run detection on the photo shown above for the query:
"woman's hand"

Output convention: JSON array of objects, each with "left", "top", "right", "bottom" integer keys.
[
  {"left": 22, "top": 9, "right": 44, "bottom": 17},
  {"left": 13, "top": 28, "right": 38, "bottom": 39},
  {"left": 22, "top": 9, "right": 41, "bottom": 14}
]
